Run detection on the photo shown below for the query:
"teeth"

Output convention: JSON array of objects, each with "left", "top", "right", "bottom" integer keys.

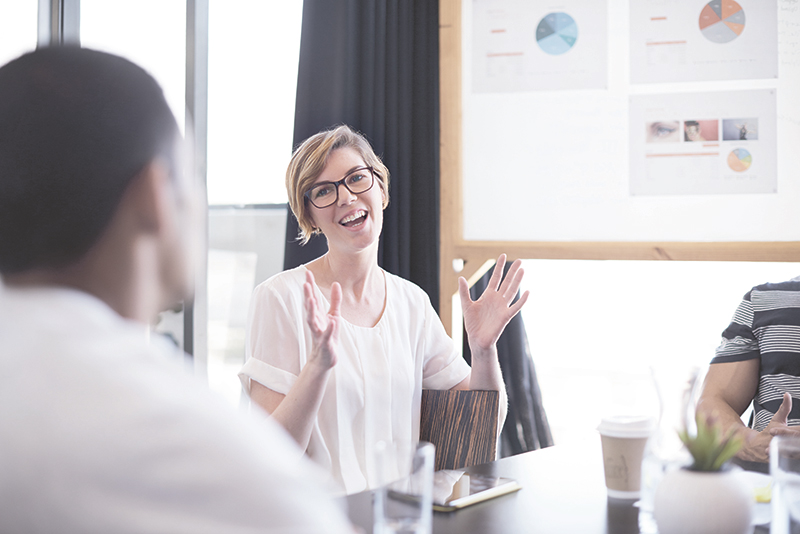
[{"left": 340, "top": 210, "right": 367, "bottom": 224}]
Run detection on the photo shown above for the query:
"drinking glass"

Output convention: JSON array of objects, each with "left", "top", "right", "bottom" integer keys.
[
  {"left": 638, "top": 365, "right": 699, "bottom": 534},
  {"left": 373, "top": 441, "right": 435, "bottom": 534},
  {"left": 771, "top": 435, "right": 800, "bottom": 534}
]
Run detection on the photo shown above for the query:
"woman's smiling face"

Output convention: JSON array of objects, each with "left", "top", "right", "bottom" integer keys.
[{"left": 308, "top": 147, "right": 385, "bottom": 253}]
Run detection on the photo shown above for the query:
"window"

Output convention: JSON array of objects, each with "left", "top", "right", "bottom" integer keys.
[
  {"left": 206, "top": 1, "right": 304, "bottom": 404},
  {"left": 80, "top": 0, "right": 186, "bottom": 131},
  {"left": 0, "top": 0, "right": 37, "bottom": 66},
  {"left": 206, "top": 0, "right": 303, "bottom": 206},
  {"left": 519, "top": 259, "right": 799, "bottom": 445}
]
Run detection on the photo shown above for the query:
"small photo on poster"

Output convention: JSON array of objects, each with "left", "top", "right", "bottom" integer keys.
[
  {"left": 646, "top": 120, "right": 681, "bottom": 143},
  {"left": 722, "top": 118, "right": 758, "bottom": 140},
  {"left": 683, "top": 119, "right": 718, "bottom": 142}
]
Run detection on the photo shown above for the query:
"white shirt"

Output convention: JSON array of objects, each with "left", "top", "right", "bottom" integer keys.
[
  {"left": 239, "top": 266, "right": 471, "bottom": 495},
  {"left": 0, "top": 284, "right": 352, "bottom": 534}
]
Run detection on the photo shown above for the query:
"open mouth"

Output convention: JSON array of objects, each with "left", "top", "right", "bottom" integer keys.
[{"left": 339, "top": 209, "right": 368, "bottom": 228}]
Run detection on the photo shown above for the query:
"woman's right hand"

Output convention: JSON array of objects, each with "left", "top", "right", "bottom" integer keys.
[
  {"left": 304, "top": 269, "right": 341, "bottom": 371},
  {"left": 252, "top": 270, "right": 342, "bottom": 450}
]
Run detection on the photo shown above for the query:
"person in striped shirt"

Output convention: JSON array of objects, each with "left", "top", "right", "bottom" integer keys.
[{"left": 697, "top": 277, "right": 800, "bottom": 464}]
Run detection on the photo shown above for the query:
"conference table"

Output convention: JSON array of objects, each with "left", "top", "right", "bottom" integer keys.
[{"left": 343, "top": 438, "right": 771, "bottom": 534}]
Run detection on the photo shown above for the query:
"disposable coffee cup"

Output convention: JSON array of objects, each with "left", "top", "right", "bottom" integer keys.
[{"left": 597, "top": 415, "right": 655, "bottom": 500}]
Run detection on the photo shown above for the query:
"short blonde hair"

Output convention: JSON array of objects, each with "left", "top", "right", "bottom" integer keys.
[{"left": 286, "top": 125, "right": 390, "bottom": 245}]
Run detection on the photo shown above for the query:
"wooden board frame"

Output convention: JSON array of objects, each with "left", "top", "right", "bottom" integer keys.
[{"left": 438, "top": 0, "right": 800, "bottom": 334}]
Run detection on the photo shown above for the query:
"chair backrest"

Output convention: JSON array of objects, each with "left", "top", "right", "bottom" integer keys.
[{"left": 419, "top": 389, "right": 499, "bottom": 471}]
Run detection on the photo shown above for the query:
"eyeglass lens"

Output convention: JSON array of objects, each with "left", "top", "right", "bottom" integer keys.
[{"left": 307, "top": 168, "right": 374, "bottom": 208}]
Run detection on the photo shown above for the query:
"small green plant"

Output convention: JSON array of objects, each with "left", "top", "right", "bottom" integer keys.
[{"left": 678, "top": 413, "right": 743, "bottom": 472}]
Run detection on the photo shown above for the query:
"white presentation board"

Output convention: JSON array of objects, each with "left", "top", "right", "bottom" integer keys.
[{"left": 462, "top": 0, "right": 800, "bottom": 243}]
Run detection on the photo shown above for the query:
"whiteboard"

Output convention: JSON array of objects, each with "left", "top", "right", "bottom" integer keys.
[{"left": 461, "top": 0, "right": 800, "bottom": 243}]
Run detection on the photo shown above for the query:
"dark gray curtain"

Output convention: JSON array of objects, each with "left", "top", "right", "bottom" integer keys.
[
  {"left": 283, "top": 0, "right": 440, "bottom": 309},
  {"left": 463, "top": 264, "right": 554, "bottom": 456}
]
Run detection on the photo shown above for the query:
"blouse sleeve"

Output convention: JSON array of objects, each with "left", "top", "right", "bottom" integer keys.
[
  {"left": 239, "top": 279, "right": 308, "bottom": 396},
  {"left": 418, "top": 292, "right": 471, "bottom": 390}
]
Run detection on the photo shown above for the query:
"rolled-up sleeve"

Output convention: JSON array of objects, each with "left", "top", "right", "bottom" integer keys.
[
  {"left": 711, "top": 292, "right": 760, "bottom": 364},
  {"left": 239, "top": 279, "right": 306, "bottom": 396}
]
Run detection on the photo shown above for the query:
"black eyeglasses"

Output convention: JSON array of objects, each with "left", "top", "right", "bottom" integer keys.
[{"left": 304, "top": 166, "right": 376, "bottom": 209}]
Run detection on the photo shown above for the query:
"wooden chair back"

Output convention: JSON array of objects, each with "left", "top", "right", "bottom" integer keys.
[{"left": 419, "top": 389, "right": 499, "bottom": 471}]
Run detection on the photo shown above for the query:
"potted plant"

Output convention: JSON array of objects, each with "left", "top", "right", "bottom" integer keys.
[{"left": 653, "top": 413, "right": 753, "bottom": 534}]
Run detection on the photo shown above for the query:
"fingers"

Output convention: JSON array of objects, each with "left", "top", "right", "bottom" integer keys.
[
  {"left": 500, "top": 261, "right": 525, "bottom": 301},
  {"left": 320, "top": 313, "right": 339, "bottom": 343},
  {"left": 486, "top": 254, "right": 507, "bottom": 291},
  {"left": 774, "top": 392, "right": 793, "bottom": 426},
  {"left": 329, "top": 282, "right": 342, "bottom": 318},
  {"left": 489, "top": 256, "right": 524, "bottom": 301},
  {"left": 458, "top": 276, "right": 473, "bottom": 312},
  {"left": 303, "top": 279, "right": 321, "bottom": 331},
  {"left": 304, "top": 270, "right": 330, "bottom": 334},
  {"left": 770, "top": 427, "right": 800, "bottom": 437},
  {"left": 304, "top": 271, "right": 317, "bottom": 313},
  {"left": 508, "top": 290, "right": 530, "bottom": 317}
]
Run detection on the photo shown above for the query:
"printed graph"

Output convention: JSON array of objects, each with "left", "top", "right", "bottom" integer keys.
[
  {"left": 699, "top": 0, "right": 745, "bottom": 44},
  {"left": 727, "top": 148, "right": 752, "bottom": 172},
  {"left": 536, "top": 12, "right": 578, "bottom": 55}
]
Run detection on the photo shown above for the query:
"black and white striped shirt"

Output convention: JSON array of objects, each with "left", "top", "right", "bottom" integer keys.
[{"left": 711, "top": 277, "right": 800, "bottom": 431}]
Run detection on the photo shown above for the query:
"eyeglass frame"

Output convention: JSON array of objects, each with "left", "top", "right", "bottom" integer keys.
[{"left": 303, "top": 166, "right": 377, "bottom": 209}]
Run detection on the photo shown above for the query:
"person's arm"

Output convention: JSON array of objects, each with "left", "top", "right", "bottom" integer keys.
[
  {"left": 449, "top": 359, "right": 508, "bottom": 438},
  {"left": 455, "top": 254, "right": 530, "bottom": 434},
  {"left": 250, "top": 270, "right": 341, "bottom": 451},
  {"left": 697, "top": 360, "right": 791, "bottom": 463}
]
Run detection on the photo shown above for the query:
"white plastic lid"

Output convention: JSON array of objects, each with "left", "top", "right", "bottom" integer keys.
[{"left": 597, "top": 415, "right": 656, "bottom": 438}]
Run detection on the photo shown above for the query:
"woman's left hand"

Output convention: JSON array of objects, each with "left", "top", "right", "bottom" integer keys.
[{"left": 459, "top": 254, "right": 529, "bottom": 354}]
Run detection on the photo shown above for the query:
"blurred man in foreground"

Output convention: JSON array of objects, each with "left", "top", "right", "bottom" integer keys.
[{"left": 0, "top": 47, "right": 352, "bottom": 533}]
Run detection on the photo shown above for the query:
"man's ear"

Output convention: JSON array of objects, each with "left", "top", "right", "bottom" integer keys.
[{"left": 123, "top": 159, "right": 172, "bottom": 235}]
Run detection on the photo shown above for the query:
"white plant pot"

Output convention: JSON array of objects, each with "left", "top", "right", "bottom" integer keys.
[{"left": 653, "top": 467, "right": 753, "bottom": 534}]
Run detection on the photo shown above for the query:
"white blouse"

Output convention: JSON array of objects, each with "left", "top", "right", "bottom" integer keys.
[{"left": 239, "top": 265, "right": 471, "bottom": 494}]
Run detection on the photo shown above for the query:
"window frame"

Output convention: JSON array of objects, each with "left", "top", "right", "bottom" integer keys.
[{"left": 40, "top": 0, "right": 209, "bottom": 370}]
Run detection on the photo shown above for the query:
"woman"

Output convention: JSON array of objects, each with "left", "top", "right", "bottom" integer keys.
[{"left": 239, "top": 125, "right": 528, "bottom": 494}]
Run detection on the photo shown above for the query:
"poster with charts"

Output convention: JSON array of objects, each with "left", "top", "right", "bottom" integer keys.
[
  {"left": 471, "top": 0, "right": 607, "bottom": 92},
  {"left": 630, "top": 0, "right": 777, "bottom": 84},
  {"left": 629, "top": 89, "right": 776, "bottom": 196}
]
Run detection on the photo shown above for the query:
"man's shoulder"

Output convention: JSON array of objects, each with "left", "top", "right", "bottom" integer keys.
[
  {"left": 0, "top": 297, "right": 350, "bottom": 532},
  {"left": 751, "top": 276, "right": 800, "bottom": 293},
  {"left": 747, "top": 277, "right": 800, "bottom": 306},
  {"left": 753, "top": 276, "right": 800, "bottom": 291}
]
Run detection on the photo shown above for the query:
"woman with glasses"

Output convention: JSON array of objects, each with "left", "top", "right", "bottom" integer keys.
[{"left": 239, "top": 125, "right": 528, "bottom": 495}]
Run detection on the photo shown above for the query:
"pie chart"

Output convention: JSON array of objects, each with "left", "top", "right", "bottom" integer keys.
[
  {"left": 727, "top": 148, "right": 752, "bottom": 172},
  {"left": 699, "top": 0, "right": 745, "bottom": 44},
  {"left": 536, "top": 12, "right": 578, "bottom": 55}
]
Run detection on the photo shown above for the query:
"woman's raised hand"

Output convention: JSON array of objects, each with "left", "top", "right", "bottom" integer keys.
[
  {"left": 304, "top": 270, "right": 341, "bottom": 371},
  {"left": 459, "top": 254, "right": 529, "bottom": 353}
]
